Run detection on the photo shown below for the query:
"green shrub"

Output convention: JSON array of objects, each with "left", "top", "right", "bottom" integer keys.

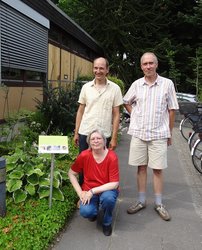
[
  {"left": 35, "top": 82, "right": 83, "bottom": 135},
  {"left": 198, "top": 88, "right": 202, "bottom": 101},
  {"left": 0, "top": 142, "right": 15, "bottom": 155},
  {"left": 76, "top": 75, "right": 93, "bottom": 82},
  {"left": 0, "top": 132, "right": 79, "bottom": 249},
  {"left": 0, "top": 186, "right": 77, "bottom": 250},
  {"left": 76, "top": 74, "right": 125, "bottom": 94},
  {"left": 108, "top": 75, "right": 125, "bottom": 94},
  {"left": 3, "top": 125, "right": 78, "bottom": 204},
  {"left": 4, "top": 147, "right": 67, "bottom": 203}
]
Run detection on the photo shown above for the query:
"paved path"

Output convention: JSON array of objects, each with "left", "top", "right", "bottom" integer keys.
[{"left": 51, "top": 124, "right": 202, "bottom": 250}]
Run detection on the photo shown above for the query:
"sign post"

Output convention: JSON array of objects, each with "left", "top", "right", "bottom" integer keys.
[
  {"left": 49, "top": 153, "right": 55, "bottom": 209},
  {"left": 38, "top": 135, "right": 68, "bottom": 208}
]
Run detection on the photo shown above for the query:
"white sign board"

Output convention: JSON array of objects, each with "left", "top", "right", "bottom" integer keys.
[{"left": 38, "top": 135, "right": 68, "bottom": 154}]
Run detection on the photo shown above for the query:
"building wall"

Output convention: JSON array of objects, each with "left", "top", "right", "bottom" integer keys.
[
  {"left": 0, "top": 86, "right": 43, "bottom": 120},
  {"left": 0, "top": 0, "right": 101, "bottom": 121},
  {"left": 0, "top": 44, "right": 94, "bottom": 120},
  {"left": 0, "top": 43, "right": 94, "bottom": 120},
  {"left": 48, "top": 43, "right": 93, "bottom": 89}
]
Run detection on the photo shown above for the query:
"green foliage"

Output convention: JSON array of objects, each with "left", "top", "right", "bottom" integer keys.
[
  {"left": 195, "top": 47, "right": 202, "bottom": 100},
  {"left": 3, "top": 133, "right": 78, "bottom": 204},
  {"left": 0, "top": 187, "right": 77, "bottom": 250},
  {"left": 4, "top": 147, "right": 67, "bottom": 203},
  {"left": 76, "top": 74, "right": 93, "bottom": 82},
  {"left": 0, "top": 110, "right": 35, "bottom": 143},
  {"left": 0, "top": 141, "right": 15, "bottom": 156},
  {"left": 58, "top": 0, "right": 201, "bottom": 92},
  {"left": 76, "top": 74, "right": 125, "bottom": 94},
  {"left": 108, "top": 75, "right": 125, "bottom": 94},
  {"left": 0, "top": 112, "right": 78, "bottom": 203},
  {"left": 0, "top": 108, "right": 79, "bottom": 249},
  {"left": 164, "top": 47, "right": 181, "bottom": 90},
  {"left": 0, "top": 110, "right": 44, "bottom": 153},
  {"left": 35, "top": 82, "right": 83, "bottom": 134},
  {"left": 0, "top": 139, "right": 78, "bottom": 249},
  {"left": 188, "top": 47, "right": 202, "bottom": 98}
]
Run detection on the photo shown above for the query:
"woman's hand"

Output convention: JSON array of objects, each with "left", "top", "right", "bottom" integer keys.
[{"left": 79, "top": 190, "right": 93, "bottom": 205}]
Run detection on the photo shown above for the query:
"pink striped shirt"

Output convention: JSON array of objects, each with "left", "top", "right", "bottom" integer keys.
[{"left": 123, "top": 75, "right": 179, "bottom": 141}]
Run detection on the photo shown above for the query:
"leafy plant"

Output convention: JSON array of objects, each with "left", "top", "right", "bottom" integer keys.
[
  {"left": 76, "top": 74, "right": 125, "bottom": 93},
  {"left": 0, "top": 187, "right": 77, "bottom": 250},
  {"left": 4, "top": 147, "right": 71, "bottom": 203},
  {"left": 0, "top": 141, "right": 15, "bottom": 155},
  {"left": 108, "top": 75, "right": 125, "bottom": 94},
  {"left": 35, "top": 81, "right": 83, "bottom": 135},
  {"left": 0, "top": 105, "right": 80, "bottom": 249},
  {"left": 76, "top": 74, "right": 93, "bottom": 82}
]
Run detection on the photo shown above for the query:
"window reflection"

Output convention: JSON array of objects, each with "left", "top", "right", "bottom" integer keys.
[{"left": 2, "top": 67, "right": 44, "bottom": 84}]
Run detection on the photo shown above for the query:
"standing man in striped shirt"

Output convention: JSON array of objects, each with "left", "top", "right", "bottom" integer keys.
[{"left": 123, "top": 52, "right": 179, "bottom": 221}]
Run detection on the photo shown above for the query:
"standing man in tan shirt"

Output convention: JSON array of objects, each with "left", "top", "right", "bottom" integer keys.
[{"left": 74, "top": 57, "right": 123, "bottom": 184}]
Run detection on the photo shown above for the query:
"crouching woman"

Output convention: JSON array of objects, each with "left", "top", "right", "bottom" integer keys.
[{"left": 68, "top": 129, "right": 119, "bottom": 236}]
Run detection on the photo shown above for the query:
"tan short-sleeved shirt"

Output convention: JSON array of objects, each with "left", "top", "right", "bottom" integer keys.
[{"left": 78, "top": 79, "right": 123, "bottom": 137}]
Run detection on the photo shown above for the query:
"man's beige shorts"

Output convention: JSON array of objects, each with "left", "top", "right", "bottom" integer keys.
[{"left": 129, "top": 137, "right": 168, "bottom": 169}]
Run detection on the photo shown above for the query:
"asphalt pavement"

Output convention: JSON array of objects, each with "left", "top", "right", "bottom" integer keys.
[{"left": 51, "top": 122, "right": 202, "bottom": 250}]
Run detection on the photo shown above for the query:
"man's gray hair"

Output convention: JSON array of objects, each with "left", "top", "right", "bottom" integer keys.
[{"left": 140, "top": 52, "right": 158, "bottom": 65}]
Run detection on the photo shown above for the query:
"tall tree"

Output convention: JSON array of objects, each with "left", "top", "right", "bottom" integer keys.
[{"left": 58, "top": 0, "right": 201, "bottom": 93}]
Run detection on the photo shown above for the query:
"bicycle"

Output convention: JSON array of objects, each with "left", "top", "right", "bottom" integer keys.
[
  {"left": 188, "top": 119, "right": 202, "bottom": 150},
  {"left": 191, "top": 120, "right": 202, "bottom": 174},
  {"left": 179, "top": 102, "right": 202, "bottom": 141}
]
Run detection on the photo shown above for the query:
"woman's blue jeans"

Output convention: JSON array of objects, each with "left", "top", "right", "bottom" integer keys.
[{"left": 80, "top": 190, "right": 119, "bottom": 226}]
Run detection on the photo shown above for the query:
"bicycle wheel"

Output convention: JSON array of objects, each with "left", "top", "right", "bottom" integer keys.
[
  {"left": 179, "top": 117, "right": 193, "bottom": 141},
  {"left": 191, "top": 139, "right": 202, "bottom": 174},
  {"left": 188, "top": 132, "right": 202, "bottom": 150}
]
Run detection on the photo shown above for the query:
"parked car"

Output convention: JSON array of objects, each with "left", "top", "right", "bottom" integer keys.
[{"left": 176, "top": 92, "right": 198, "bottom": 103}]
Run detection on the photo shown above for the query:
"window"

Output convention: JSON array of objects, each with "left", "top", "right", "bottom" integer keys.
[{"left": 2, "top": 67, "right": 44, "bottom": 86}]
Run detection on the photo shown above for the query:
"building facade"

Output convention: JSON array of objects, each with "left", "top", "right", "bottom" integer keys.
[{"left": 0, "top": 0, "right": 103, "bottom": 121}]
